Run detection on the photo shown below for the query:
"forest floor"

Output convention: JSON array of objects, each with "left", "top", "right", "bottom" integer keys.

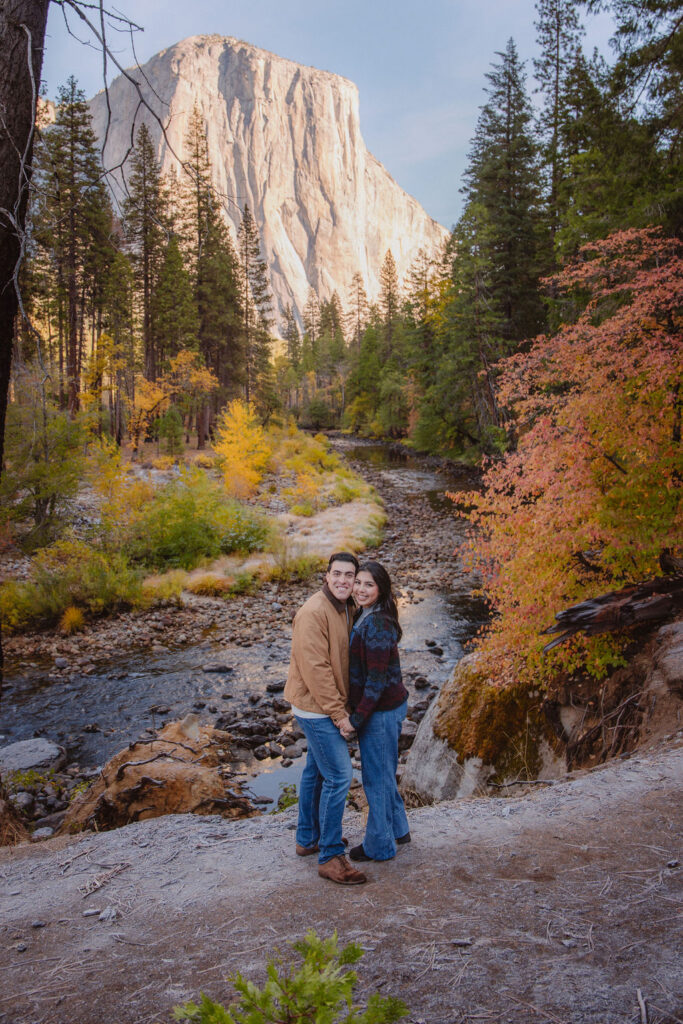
[{"left": 1, "top": 735, "right": 681, "bottom": 1024}]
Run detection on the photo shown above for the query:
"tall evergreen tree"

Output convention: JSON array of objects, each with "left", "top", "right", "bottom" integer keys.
[
  {"left": 33, "top": 76, "right": 113, "bottom": 414},
  {"left": 534, "top": 0, "right": 585, "bottom": 249},
  {"left": 581, "top": 0, "right": 683, "bottom": 233},
  {"left": 151, "top": 235, "right": 199, "bottom": 370},
  {"left": 177, "top": 106, "right": 243, "bottom": 400},
  {"left": 346, "top": 271, "right": 369, "bottom": 352},
  {"left": 122, "top": 123, "right": 169, "bottom": 380},
  {"left": 237, "top": 204, "right": 272, "bottom": 408},
  {"left": 464, "top": 38, "right": 544, "bottom": 346},
  {"left": 282, "top": 303, "right": 301, "bottom": 369},
  {"left": 379, "top": 250, "right": 400, "bottom": 360}
]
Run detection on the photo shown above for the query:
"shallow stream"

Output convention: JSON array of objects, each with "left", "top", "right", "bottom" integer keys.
[{"left": 1, "top": 443, "right": 487, "bottom": 804}]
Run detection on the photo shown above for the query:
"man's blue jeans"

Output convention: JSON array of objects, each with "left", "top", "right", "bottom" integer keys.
[
  {"left": 294, "top": 715, "right": 353, "bottom": 864},
  {"left": 357, "top": 700, "right": 410, "bottom": 861}
]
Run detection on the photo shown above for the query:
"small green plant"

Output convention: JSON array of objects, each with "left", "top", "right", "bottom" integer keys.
[
  {"left": 227, "top": 571, "right": 258, "bottom": 597},
  {"left": 6, "top": 768, "right": 55, "bottom": 794},
  {"left": 174, "top": 930, "right": 408, "bottom": 1024},
  {"left": 69, "top": 779, "right": 93, "bottom": 802},
  {"left": 271, "top": 782, "right": 298, "bottom": 813}
]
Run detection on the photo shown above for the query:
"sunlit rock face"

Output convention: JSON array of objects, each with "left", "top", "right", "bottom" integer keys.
[{"left": 89, "top": 34, "right": 449, "bottom": 328}]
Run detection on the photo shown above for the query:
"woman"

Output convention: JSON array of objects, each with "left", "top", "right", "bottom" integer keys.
[{"left": 347, "top": 560, "right": 410, "bottom": 862}]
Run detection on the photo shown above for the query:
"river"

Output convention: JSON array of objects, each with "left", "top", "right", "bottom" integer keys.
[{"left": 1, "top": 442, "right": 487, "bottom": 803}]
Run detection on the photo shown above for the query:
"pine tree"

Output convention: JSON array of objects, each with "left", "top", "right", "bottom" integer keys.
[
  {"left": 534, "top": 0, "right": 585, "bottom": 249},
  {"left": 581, "top": 0, "right": 683, "bottom": 234},
  {"left": 34, "top": 76, "right": 114, "bottom": 414},
  {"left": 346, "top": 271, "right": 369, "bottom": 352},
  {"left": 302, "top": 290, "right": 321, "bottom": 344},
  {"left": 237, "top": 204, "right": 273, "bottom": 408},
  {"left": 122, "top": 123, "right": 169, "bottom": 380},
  {"left": 464, "top": 38, "right": 544, "bottom": 347},
  {"left": 196, "top": 216, "right": 243, "bottom": 402},
  {"left": 151, "top": 235, "right": 199, "bottom": 371},
  {"left": 379, "top": 250, "right": 400, "bottom": 360},
  {"left": 179, "top": 104, "right": 214, "bottom": 275},
  {"left": 176, "top": 105, "right": 244, "bottom": 405},
  {"left": 282, "top": 304, "right": 301, "bottom": 369}
]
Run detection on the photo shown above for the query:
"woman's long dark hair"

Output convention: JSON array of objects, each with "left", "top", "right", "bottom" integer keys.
[{"left": 357, "top": 560, "right": 402, "bottom": 641}]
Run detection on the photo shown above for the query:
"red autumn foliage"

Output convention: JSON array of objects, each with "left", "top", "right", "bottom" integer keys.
[{"left": 450, "top": 228, "right": 682, "bottom": 687}]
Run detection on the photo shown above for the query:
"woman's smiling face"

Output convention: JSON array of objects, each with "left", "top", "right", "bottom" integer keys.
[{"left": 354, "top": 570, "right": 380, "bottom": 608}]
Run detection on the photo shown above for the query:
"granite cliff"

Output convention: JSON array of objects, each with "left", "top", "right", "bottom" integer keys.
[{"left": 88, "top": 34, "right": 449, "bottom": 328}]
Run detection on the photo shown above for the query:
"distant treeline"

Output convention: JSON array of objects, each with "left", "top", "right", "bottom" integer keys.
[{"left": 14, "top": 0, "right": 681, "bottom": 460}]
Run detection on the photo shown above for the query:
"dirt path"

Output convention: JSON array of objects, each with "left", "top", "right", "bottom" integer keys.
[{"left": 1, "top": 739, "right": 681, "bottom": 1024}]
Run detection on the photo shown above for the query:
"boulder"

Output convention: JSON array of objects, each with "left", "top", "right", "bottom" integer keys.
[
  {"left": 400, "top": 688, "right": 493, "bottom": 805},
  {"left": 0, "top": 738, "right": 66, "bottom": 774},
  {"left": 60, "top": 718, "right": 256, "bottom": 833}
]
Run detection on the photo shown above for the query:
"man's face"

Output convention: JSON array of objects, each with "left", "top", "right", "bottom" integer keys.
[{"left": 326, "top": 560, "right": 356, "bottom": 602}]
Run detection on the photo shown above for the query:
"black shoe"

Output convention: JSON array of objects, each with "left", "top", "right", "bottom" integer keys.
[
  {"left": 396, "top": 833, "right": 411, "bottom": 845},
  {"left": 349, "top": 843, "right": 372, "bottom": 862}
]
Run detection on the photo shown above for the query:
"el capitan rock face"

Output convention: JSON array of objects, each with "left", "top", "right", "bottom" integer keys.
[{"left": 88, "top": 34, "right": 449, "bottom": 327}]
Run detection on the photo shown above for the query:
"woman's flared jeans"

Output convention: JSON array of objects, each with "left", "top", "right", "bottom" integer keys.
[{"left": 358, "top": 700, "right": 409, "bottom": 861}]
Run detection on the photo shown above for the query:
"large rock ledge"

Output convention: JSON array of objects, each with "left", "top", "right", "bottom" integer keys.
[
  {"left": 1, "top": 741, "right": 681, "bottom": 1024},
  {"left": 402, "top": 618, "right": 683, "bottom": 801}
]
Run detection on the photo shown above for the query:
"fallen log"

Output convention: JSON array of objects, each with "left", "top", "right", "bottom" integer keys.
[{"left": 542, "top": 574, "right": 683, "bottom": 651}]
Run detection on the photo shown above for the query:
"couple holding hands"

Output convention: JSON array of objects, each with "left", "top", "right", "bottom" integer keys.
[{"left": 285, "top": 552, "right": 410, "bottom": 886}]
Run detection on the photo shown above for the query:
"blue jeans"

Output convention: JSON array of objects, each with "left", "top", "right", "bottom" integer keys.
[
  {"left": 357, "top": 700, "right": 409, "bottom": 861},
  {"left": 295, "top": 715, "right": 353, "bottom": 864}
]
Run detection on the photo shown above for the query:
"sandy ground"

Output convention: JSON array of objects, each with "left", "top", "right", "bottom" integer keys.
[{"left": 1, "top": 738, "right": 681, "bottom": 1024}]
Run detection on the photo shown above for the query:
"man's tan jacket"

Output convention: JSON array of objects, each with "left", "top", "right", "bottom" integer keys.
[{"left": 285, "top": 586, "right": 354, "bottom": 725}]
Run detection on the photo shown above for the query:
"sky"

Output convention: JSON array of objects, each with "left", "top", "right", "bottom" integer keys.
[{"left": 42, "top": 1, "right": 616, "bottom": 230}]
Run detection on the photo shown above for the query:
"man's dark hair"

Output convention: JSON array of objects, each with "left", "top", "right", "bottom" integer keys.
[{"left": 327, "top": 551, "right": 359, "bottom": 572}]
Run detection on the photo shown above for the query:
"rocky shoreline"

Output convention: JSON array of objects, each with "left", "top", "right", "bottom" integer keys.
[{"left": 3, "top": 440, "right": 479, "bottom": 838}]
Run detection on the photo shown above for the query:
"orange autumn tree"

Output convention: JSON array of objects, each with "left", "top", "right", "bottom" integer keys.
[{"left": 452, "top": 227, "right": 682, "bottom": 687}]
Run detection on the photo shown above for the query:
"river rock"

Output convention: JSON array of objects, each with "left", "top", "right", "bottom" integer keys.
[
  {"left": 0, "top": 738, "right": 66, "bottom": 774},
  {"left": 400, "top": 694, "right": 492, "bottom": 804},
  {"left": 398, "top": 720, "right": 418, "bottom": 752},
  {"left": 31, "top": 827, "right": 54, "bottom": 841},
  {"left": 60, "top": 719, "right": 255, "bottom": 833},
  {"left": 10, "top": 792, "right": 34, "bottom": 813}
]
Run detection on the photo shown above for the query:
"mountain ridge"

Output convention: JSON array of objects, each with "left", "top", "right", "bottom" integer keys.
[{"left": 88, "top": 33, "right": 449, "bottom": 329}]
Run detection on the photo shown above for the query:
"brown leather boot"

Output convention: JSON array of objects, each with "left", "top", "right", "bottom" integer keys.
[
  {"left": 296, "top": 838, "right": 348, "bottom": 857},
  {"left": 296, "top": 843, "right": 319, "bottom": 856},
  {"left": 318, "top": 854, "right": 367, "bottom": 885}
]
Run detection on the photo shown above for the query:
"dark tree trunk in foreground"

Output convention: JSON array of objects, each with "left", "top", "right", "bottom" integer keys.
[{"left": 0, "top": 0, "right": 50, "bottom": 686}]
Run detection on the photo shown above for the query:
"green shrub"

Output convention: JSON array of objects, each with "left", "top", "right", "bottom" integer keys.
[
  {"left": 174, "top": 930, "right": 407, "bottom": 1024},
  {"left": 122, "top": 469, "right": 268, "bottom": 570},
  {"left": 158, "top": 406, "right": 185, "bottom": 456},
  {"left": 0, "top": 537, "right": 142, "bottom": 632},
  {"left": 0, "top": 394, "right": 88, "bottom": 544}
]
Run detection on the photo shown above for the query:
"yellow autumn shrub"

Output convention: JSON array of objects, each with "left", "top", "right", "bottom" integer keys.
[{"left": 214, "top": 400, "right": 272, "bottom": 498}]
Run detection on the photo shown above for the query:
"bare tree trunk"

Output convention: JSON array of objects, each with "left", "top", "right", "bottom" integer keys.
[{"left": 0, "top": 0, "right": 50, "bottom": 690}]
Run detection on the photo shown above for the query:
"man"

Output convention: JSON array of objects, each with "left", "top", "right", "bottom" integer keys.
[{"left": 285, "top": 551, "right": 366, "bottom": 885}]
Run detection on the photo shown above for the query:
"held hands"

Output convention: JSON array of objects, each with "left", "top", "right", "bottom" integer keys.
[{"left": 337, "top": 715, "right": 355, "bottom": 740}]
